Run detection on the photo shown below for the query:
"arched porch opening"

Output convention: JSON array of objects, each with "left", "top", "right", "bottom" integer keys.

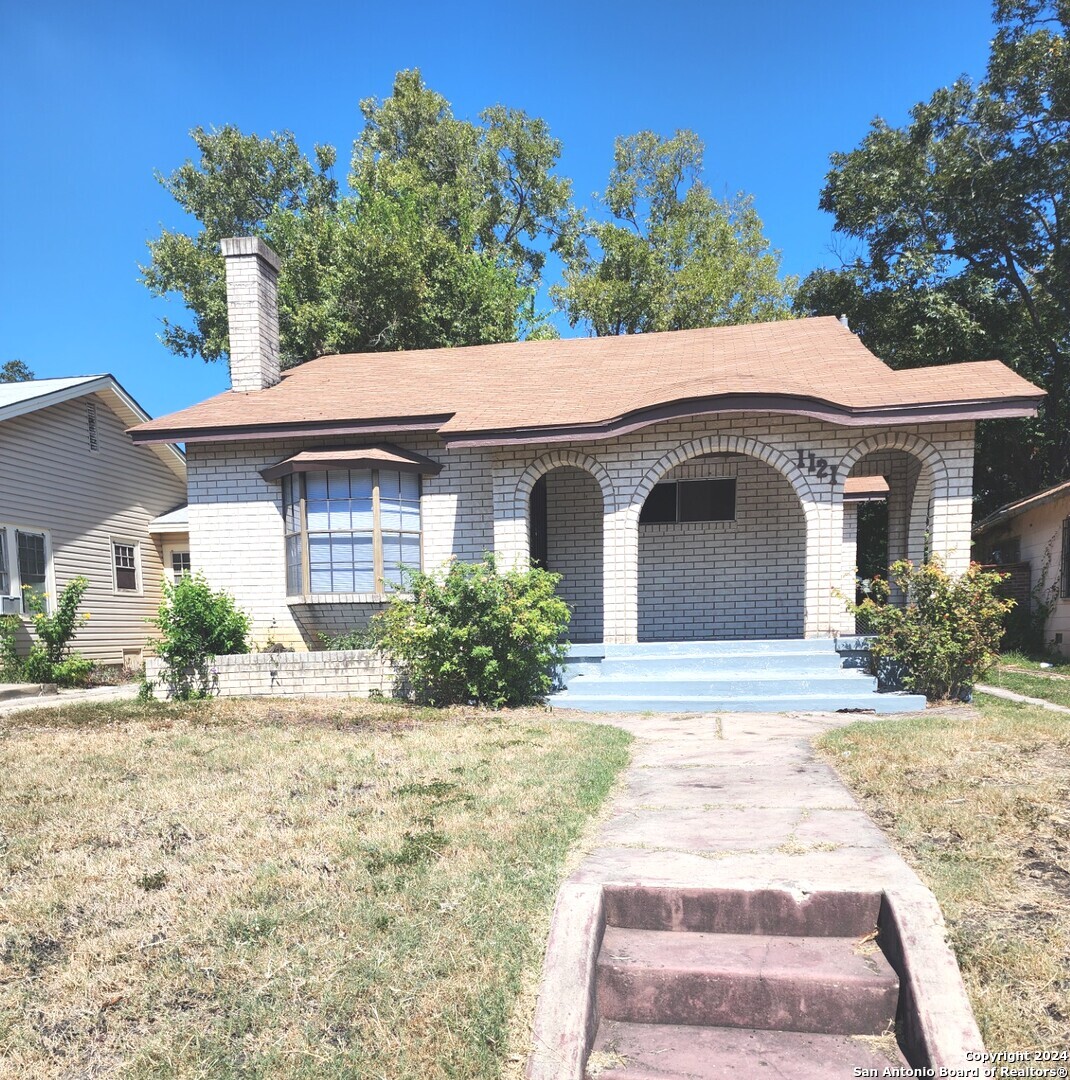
[
  {"left": 632, "top": 448, "right": 808, "bottom": 641},
  {"left": 527, "top": 465, "right": 606, "bottom": 643},
  {"left": 841, "top": 435, "right": 948, "bottom": 633}
]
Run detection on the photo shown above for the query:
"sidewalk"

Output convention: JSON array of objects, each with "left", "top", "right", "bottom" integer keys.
[
  {"left": 529, "top": 708, "right": 983, "bottom": 1076},
  {"left": 0, "top": 682, "right": 138, "bottom": 716}
]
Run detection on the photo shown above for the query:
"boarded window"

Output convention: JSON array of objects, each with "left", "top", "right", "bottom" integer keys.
[
  {"left": 114, "top": 543, "right": 138, "bottom": 591},
  {"left": 640, "top": 479, "right": 736, "bottom": 523},
  {"left": 640, "top": 483, "right": 678, "bottom": 523}
]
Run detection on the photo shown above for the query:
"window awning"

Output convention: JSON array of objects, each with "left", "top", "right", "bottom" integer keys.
[
  {"left": 843, "top": 475, "right": 890, "bottom": 502},
  {"left": 260, "top": 444, "right": 443, "bottom": 482}
]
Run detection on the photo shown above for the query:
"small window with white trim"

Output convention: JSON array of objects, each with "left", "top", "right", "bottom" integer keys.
[
  {"left": 171, "top": 551, "right": 191, "bottom": 578},
  {"left": 0, "top": 525, "right": 53, "bottom": 613},
  {"left": 113, "top": 542, "right": 139, "bottom": 592},
  {"left": 17, "top": 531, "right": 48, "bottom": 601}
]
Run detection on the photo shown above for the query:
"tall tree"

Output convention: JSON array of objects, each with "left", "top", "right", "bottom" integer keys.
[
  {"left": 796, "top": 1, "right": 1070, "bottom": 512},
  {"left": 0, "top": 360, "right": 33, "bottom": 382},
  {"left": 554, "top": 130, "right": 794, "bottom": 335},
  {"left": 141, "top": 70, "right": 575, "bottom": 369}
]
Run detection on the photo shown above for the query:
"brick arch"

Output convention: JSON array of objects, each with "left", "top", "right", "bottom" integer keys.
[
  {"left": 840, "top": 431, "right": 949, "bottom": 501},
  {"left": 627, "top": 435, "right": 815, "bottom": 523},
  {"left": 514, "top": 450, "right": 615, "bottom": 519},
  {"left": 842, "top": 432, "right": 950, "bottom": 584}
]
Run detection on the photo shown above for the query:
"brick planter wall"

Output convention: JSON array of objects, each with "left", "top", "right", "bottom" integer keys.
[{"left": 145, "top": 649, "right": 395, "bottom": 699}]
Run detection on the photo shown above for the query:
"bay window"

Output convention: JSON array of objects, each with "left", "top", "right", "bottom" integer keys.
[{"left": 283, "top": 468, "right": 422, "bottom": 596}]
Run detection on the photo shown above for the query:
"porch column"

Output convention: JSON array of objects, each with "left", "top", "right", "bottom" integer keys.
[
  {"left": 803, "top": 497, "right": 843, "bottom": 638},
  {"left": 929, "top": 442, "right": 973, "bottom": 576},
  {"left": 491, "top": 462, "right": 528, "bottom": 571},
  {"left": 840, "top": 501, "right": 858, "bottom": 636},
  {"left": 602, "top": 504, "right": 637, "bottom": 644}
]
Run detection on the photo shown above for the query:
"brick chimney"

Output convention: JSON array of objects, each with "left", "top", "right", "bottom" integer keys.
[{"left": 221, "top": 237, "right": 281, "bottom": 392}]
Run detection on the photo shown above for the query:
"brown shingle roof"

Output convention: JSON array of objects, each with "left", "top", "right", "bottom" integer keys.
[{"left": 129, "top": 316, "right": 1043, "bottom": 446}]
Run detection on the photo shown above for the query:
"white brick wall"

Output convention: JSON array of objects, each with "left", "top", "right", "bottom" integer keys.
[
  {"left": 544, "top": 467, "right": 603, "bottom": 642},
  {"left": 145, "top": 649, "right": 393, "bottom": 698},
  {"left": 638, "top": 456, "right": 805, "bottom": 640},
  {"left": 186, "top": 412, "right": 977, "bottom": 649}
]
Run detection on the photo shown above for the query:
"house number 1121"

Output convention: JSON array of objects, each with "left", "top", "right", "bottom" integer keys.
[{"left": 797, "top": 449, "right": 840, "bottom": 485}]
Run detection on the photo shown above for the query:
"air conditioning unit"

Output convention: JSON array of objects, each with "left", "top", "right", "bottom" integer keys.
[{"left": 1, "top": 595, "right": 23, "bottom": 615}]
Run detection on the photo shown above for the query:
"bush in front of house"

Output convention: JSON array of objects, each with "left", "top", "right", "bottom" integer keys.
[
  {"left": 0, "top": 577, "right": 95, "bottom": 687},
  {"left": 853, "top": 558, "right": 1013, "bottom": 701},
  {"left": 371, "top": 555, "right": 570, "bottom": 708},
  {"left": 151, "top": 572, "right": 251, "bottom": 699}
]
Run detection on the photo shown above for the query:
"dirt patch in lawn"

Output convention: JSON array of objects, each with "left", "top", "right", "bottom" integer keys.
[
  {"left": 0, "top": 697, "right": 631, "bottom": 1079},
  {"left": 817, "top": 699, "right": 1070, "bottom": 1051}
]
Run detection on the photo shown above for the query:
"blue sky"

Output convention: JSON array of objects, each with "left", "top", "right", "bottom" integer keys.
[{"left": 1, "top": 0, "right": 995, "bottom": 420}]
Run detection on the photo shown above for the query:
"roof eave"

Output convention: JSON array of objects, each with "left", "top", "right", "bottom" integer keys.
[
  {"left": 127, "top": 393, "right": 1043, "bottom": 449},
  {"left": 439, "top": 394, "right": 1045, "bottom": 448}
]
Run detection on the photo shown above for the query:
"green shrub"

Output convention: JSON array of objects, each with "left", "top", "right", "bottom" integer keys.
[
  {"left": 24, "top": 577, "right": 90, "bottom": 663},
  {"left": 152, "top": 573, "right": 251, "bottom": 699},
  {"left": 371, "top": 555, "right": 570, "bottom": 707},
  {"left": 320, "top": 626, "right": 377, "bottom": 650},
  {"left": 0, "top": 578, "right": 94, "bottom": 686},
  {"left": 852, "top": 558, "right": 1013, "bottom": 701},
  {"left": 0, "top": 615, "right": 21, "bottom": 681}
]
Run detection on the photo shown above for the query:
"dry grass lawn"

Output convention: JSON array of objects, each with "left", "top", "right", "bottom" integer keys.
[
  {"left": 0, "top": 697, "right": 631, "bottom": 1079},
  {"left": 817, "top": 698, "right": 1070, "bottom": 1051}
]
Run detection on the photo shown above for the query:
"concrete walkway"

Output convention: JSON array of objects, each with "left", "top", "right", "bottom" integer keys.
[
  {"left": 976, "top": 682, "right": 1070, "bottom": 714},
  {"left": 0, "top": 683, "right": 138, "bottom": 716},
  {"left": 530, "top": 709, "right": 984, "bottom": 1076}
]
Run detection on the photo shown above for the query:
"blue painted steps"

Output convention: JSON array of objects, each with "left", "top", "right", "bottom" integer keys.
[{"left": 551, "top": 639, "right": 925, "bottom": 714}]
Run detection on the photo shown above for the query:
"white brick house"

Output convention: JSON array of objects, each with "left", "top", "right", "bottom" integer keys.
[{"left": 129, "top": 239, "right": 1043, "bottom": 650}]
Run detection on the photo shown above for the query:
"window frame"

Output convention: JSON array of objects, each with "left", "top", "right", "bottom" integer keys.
[
  {"left": 0, "top": 523, "right": 56, "bottom": 613},
  {"left": 283, "top": 468, "right": 423, "bottom": 599},
  {"left": 111, "top": 539, "right": 142, "bottom": 595},
  {"left": 639, "top": 478, "right": 737, "bottom": 525}
]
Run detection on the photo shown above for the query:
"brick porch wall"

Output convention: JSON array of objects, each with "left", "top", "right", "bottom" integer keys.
[{"left": 638, "top": 456, "right": 805, "bottom": 640}]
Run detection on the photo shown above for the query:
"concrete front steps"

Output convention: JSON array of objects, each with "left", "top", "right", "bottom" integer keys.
[
  {"left": 586, "top": 886, "right": 909, "bottom": 1079},
  {"left": 553, "top": 639, "right": 925, "bottom": 713}
]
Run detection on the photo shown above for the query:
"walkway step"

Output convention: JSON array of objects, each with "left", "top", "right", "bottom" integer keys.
[
  {"left": 563, "top": 673, "right": 877, "bottom": 697},
  {"left": 552, "top": 691, "right": 925, "bottom": 714},
  {"left": 597, "top": 652, "right": 848, "bottom": 675},
  {"left": 603, "top": 885, "right": 882, "bottom": 938},
  {"left": 605, "top": 639, "right": 837, "bottom": 658},
  {"left": 597, "top": 927, "right": 899, "bottom": 1034},
  {"left": 587, "top": 1020, "right": 908, "bottom": 1079}
]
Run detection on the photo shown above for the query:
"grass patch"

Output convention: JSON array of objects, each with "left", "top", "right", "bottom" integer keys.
[
  {"left": 817, "top": 699, "right": 1070, "bottom": 1050},
  {"left": 985, "top": 654, "right": 1070, "bottom": 707},
  {"left": 0, "top": 697, "right": 631, "bottom": 1078}
]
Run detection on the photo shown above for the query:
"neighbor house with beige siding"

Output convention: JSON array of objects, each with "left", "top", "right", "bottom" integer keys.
[
  {"left": 0, "top": 376, "right": 187, "bottom": 666},
  {"left": 974, "top": 479, "right": 1070, "bottom": 657},
  {"left": 127, "top": 238, "right": 1044, "bottom": 660}
]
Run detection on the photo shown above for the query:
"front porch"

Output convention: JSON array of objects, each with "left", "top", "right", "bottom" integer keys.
[{"left": 491, "top": 417, "right": 973, "bottom": 647}]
